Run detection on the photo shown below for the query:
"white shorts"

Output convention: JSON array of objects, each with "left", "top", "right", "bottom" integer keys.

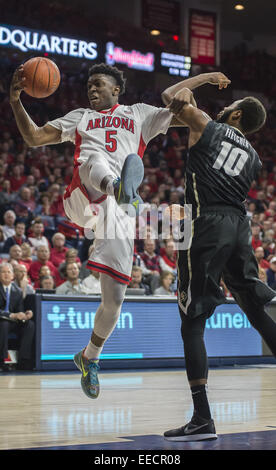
[{"left": 63, "top": 162, "right": 135, "bottom": 285}]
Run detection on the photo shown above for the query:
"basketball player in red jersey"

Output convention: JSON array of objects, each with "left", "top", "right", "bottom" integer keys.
[{"left": 10, "top": 63, "right": 230, "bottom": 400}]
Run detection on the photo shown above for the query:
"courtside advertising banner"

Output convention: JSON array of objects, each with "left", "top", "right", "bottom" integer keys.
[{"left": 39, "top": 297, "right": 262, "bottom": 362}]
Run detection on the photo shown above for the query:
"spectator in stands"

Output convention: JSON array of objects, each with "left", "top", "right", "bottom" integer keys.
[
  {"left": 9, "top": 164, "right": 27, "bottom": 191},
  {"left": 262, "top": 238, "right": 275, "bottom": 259},
  {"left": 8, "top": 245, "right": 23, "bottom": 265},
  {"left": 159, "top": 239, "right": 177, "bottom": 273},
  {"left": 48, "top": 189, "right": 65, "bottom": 216},
  {"left": 34, "top": 265, "right": 52, "bottom": 288},
  {"left": 33, "top": 192, "right": 52, "bottom": 216},
  {"left": 39, "top": 275, "right": 55, "bottom": 290},
  {"left": 154, "top": 270, "right": 175, "bottom": 296},
  {"left": 14, "top": 186, "right": 36, "bottom": 218},
  {"left": 82, "top": 270, "right": 101, "bottom": 294},
  {"left": 50, "top": 232, "right": 68, "bottom": 268},
  {"left": 266, "top": 256, "right": 276, "bottom": 289},
  {"left": 2, "top": 210, "right": 16, "bottom": 240},
  {"left": 13, "top": 264, "right": 35, "bottom": 298},
  {"left": 29, "top": 245, "right": 62, "bottom": 286},
  {"left": 0, "top": 263, "right": 35, "bottom": 370},
  {"left": 140, "top": 238, "right": 161, "bottom": 293},
  {"left": 55, "top": 262, "right": 85, "bottom": 295},
  {"left": 0, "top": 180, "right": 14, "bottom": 206},
  {"left": 20, "top": 243, "right": 33, "bottom": 271},
  {"left": 254, "top": 246, "right": 271, "bottom": 269},
  {"left": 254, "top": 190, "right": 268, "bottom": 213},
  {"left": 28, "top": 219, "right": 50, "bottom": 252},
  {"left": 2, "top": 221, "right": 28, "bottom": 253},
  {"left": 140, "top": 238, "right": 160, "bottom": 274},
  {"left": 156, "top": 160, "right": 169, "bottom": 183},
  {"left": 58, "top": 248, "right": 81, "bottom": 279},
  {"left": 251, "top": 223, "right": 262, "bottom": 250},
  {"left": 127, "top": 266, "right": 150, "bottom": 295},
  {"left": 259, "top": 267, "right": 268, "bottom": 284}
]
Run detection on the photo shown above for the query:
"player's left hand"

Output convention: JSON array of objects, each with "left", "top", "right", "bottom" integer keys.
[{"left": 9, "top": 64, "right": 26, "bottom": 103}]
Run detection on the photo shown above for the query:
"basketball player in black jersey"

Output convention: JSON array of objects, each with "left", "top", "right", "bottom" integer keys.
[{"left": 162, "top": 86, "right": 276, "bottom": 441}]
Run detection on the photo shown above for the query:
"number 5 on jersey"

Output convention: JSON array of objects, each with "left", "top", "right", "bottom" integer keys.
[
  {"left": 105, "top": 130, "right": 117, "bottom": 152},
  {"left": 213, "top": 141, "right": 249, "bottom": 176}
]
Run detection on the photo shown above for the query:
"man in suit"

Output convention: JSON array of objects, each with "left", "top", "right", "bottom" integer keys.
[{"left": 0, "top": 263, "right": 35, "bottom": 370}]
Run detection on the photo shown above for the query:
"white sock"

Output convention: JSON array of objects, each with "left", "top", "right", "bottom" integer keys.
[{"left": 84, "top": 340, "right": 103, "bottom": 361}]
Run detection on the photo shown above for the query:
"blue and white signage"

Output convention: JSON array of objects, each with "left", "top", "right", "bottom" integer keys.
[
  {"left": 40, "top": 298, "right": 262, "bottom": 361},
  {"left": 0, "top": 24, "right": 98, "bottom": 59},
  {"left": 161, "top": 52, "right": 191, "bottom": 77},
  {"left": 0, "top": 24, "right": 191, "bottom": 77}
]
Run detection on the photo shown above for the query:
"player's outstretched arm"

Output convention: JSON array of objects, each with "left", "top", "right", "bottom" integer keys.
[
  {"left": 162, "top": 72, "right": 231, "bottom": 106},
  {"left": 168, "top": 88, "right": 210, "bottom": 145},
  {"left": 9, "top": 65, "right": 62, "bottom": 147}
]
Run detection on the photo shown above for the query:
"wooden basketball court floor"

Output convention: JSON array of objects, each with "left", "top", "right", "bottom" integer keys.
[{"left": 0, "top": 365, "right": 275, "bottom": 452}]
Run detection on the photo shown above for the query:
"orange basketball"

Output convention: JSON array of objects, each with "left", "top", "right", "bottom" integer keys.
[{"left": 23, "top": 57, "right": 60, "bottom": 98}]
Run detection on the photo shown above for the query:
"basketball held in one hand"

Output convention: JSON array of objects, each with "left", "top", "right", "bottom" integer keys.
[{"left": 23, "top": 57, "right": 60, "bottom": 98}]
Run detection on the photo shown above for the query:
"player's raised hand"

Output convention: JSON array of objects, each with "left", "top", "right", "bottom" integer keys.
[
  {"left": 10, "top": 64, "right": 26, "bottom": 103},
  {"left": 206, "top": 72, "right": 231, "bottom": 90}
]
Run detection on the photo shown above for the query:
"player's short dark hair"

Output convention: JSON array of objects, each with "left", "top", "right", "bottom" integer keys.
[
  {"left": 235, "top": 97, "right": 267, "bottom": 134},
  {"left": 88, "top": 63, "right": 126, "bottom": 95}
]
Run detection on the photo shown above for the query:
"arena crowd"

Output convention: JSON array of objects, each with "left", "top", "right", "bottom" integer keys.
[{"left": 1, "top": 39, "right": 276, "bottom": 299}]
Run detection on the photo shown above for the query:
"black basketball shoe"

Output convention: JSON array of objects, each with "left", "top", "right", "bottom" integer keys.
[{"left": 164, "top": 412, "right": 217, "bottom": 442}]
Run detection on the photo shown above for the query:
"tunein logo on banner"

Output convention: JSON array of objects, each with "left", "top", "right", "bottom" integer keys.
[
  {"left": 46, "top": 304, "right": 133, "bottom": 330},
  {"left": 47, "top": 305, "right": 66, "bottom": 328}
]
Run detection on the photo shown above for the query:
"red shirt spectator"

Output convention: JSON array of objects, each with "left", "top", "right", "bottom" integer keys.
[
  {"left": 50, "top": 232, "right": 68, "bottom": 267},
  {"left": 252, "top": 238, "right": 262, "bottom": 250},
  {"left": 33, "top": 265, "right": 54, "bottom": 288},
  {"left": 260, "top": 258, "right": 270, "bottom": 269},
  {"left": 28, "top": 245, "right": 63, "bottom": 286},
  {"left": 248, "top": 186, "right": 258, "bottom": 199},
  {"left": 251, "top": 224, "right": 262, "bottom": 250},
  {"left": 8, "top": 165, "right": 26, "bottom": 191},
  {"left": 254, "top": 246, "right": 270, "bottom": 269},
  {"left": 49, "top": 191, "right": 66, "bottom": 216},
  {"left": 20, "top": 242, "right": 33, "bottom": 272},
  {"left": 159, "top": 240, "right": 177, "bottom": 273}
]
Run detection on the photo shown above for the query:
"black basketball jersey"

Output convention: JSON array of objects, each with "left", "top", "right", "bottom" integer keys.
[{"left": 185, "top": 120, "right": 262, "bottom": 218}]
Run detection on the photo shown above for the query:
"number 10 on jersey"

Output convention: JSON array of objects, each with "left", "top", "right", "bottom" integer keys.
[{"left": 213, "top": 141, "right": 249, "bottom": 176}]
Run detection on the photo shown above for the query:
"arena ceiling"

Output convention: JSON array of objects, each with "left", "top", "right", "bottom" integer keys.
[{"left": 202, "top": 0, "right": 276, "bottom": 36}]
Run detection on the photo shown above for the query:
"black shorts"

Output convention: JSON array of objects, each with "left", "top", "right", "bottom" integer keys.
[{"left": 177, "top": 207, "right": 276, "bottom": 319}]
